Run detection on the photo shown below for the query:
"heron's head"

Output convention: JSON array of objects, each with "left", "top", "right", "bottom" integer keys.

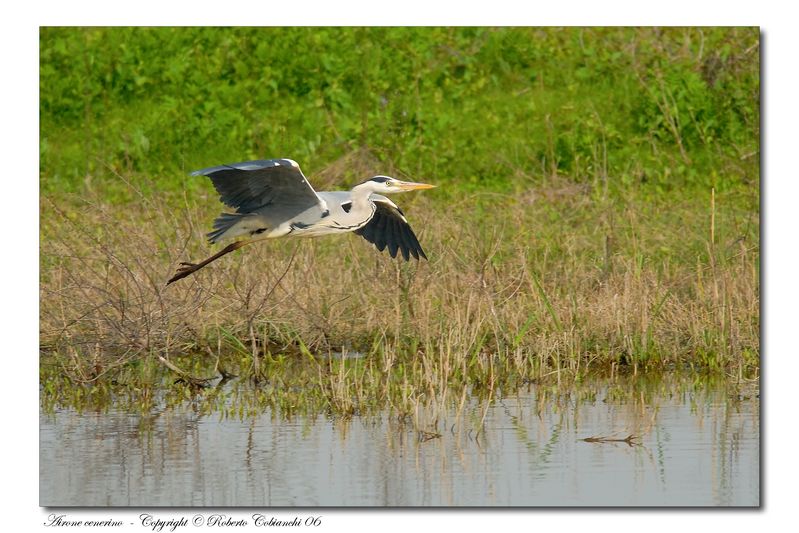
[{"left": 357, "top": 175, "right": 436, "bottom": 194}]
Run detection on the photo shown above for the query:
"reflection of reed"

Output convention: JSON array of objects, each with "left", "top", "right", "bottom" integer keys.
[{"left": 40, "top": 374, "right": 759, "bottom": 506}]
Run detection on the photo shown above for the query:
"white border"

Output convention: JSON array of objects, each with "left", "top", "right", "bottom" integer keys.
[{"left": 9, "top": 1, "right": 798, "bottom": 530}]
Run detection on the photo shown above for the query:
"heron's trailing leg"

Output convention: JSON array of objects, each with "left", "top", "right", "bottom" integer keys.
[{"left": 167, "top": 240, "right": 251, "bottom": 285}]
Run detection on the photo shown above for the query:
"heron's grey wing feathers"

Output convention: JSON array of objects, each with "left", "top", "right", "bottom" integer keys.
[
  {"left": 192, "top": 159, "right": 323, "bottom": 216},
  {"left": 354, "top": 199, "right": 427, "bottom": 261}
]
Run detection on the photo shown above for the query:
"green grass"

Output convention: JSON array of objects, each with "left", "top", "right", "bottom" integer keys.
[
  {"left": 39, "top": 27, "right": 760, "bottom": 416},
  {"left": 40, "top": 27, "right": 758, "bottom": 198}
]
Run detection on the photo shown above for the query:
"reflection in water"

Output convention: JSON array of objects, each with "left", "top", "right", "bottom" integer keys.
[{"left": 40, "top": 376, "right": 759, "bottom": 506}]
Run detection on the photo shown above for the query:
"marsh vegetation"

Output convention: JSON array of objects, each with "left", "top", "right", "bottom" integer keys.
[{"left": 40, "top": 27, "right": 759, "bottom": 419}]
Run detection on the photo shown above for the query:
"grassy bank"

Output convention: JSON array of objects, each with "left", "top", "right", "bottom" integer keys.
[
  {"left": 41, "top": 27, "right": 758, "bottom": 196},
  {"left": 40, "top": 149, "right": 759, "bottom": 414},
  {"left": 40, "top": 27, "right": 760, "bottom": 415}
]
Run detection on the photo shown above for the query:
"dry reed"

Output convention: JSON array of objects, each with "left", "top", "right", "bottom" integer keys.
[{"left": 39, "top": 163, "right": 759, "bottom": 415}]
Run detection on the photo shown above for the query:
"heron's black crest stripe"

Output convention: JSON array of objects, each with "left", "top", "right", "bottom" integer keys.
[
  {"left": 251, "top": 228, "right": 267, "bottom": 235},
  {"left": 368, "top": 176, "right": 391, "bottom": 184}
]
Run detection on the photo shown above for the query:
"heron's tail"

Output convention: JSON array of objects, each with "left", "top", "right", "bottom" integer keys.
[{"left": 207, "top": 212, "right": 250, "bottom": 244}]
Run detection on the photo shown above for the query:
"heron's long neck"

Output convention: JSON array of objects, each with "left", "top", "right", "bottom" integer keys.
[{"left": 350, "top": 183, "right": 378, "bottom": 207}]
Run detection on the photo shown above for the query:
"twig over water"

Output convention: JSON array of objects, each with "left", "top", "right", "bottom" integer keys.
[{"left": 580, "top": 434, "right": 640, "bottom": 447}]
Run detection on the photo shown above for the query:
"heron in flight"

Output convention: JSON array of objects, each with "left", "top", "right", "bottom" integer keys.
[{"left": 167, "top": 158, "right": 435, "bottom": 285}]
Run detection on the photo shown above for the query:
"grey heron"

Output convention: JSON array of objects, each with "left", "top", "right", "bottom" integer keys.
[{"left": 167, "top": 158, "right": 435, "bottom": 285}]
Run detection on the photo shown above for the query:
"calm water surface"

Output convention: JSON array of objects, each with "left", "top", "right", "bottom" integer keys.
[{"left": 40, "top": 376, "right": 759, "bottom": 506}]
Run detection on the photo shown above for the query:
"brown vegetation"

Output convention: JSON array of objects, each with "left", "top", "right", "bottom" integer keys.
[{"left": 40, "top": 164, "right": 759, "bottom": 406}]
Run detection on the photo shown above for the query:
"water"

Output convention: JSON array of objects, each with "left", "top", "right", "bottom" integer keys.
[{"left": 40, "top": 376, "right": 759, "bottom": 506}]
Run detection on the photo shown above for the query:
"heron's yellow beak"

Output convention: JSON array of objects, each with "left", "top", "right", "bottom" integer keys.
[{"left": 395, "top": 180, "right": 436, "bottom": 191}]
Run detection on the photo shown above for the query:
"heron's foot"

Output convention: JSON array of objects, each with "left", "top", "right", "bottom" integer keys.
[
  {"left": 166, "top": 242, "right": 247, "bottom": 286},
  {"left": 167, "top": 262, "right": 202, "bottom": 285}
]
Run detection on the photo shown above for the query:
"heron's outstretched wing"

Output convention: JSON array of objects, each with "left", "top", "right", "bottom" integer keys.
[
  {"left": 355, "top": 198, "right": 427, "bottom": 261},
  {"left": 191, "top": 159, "right": 324, "bottom": 216}
]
